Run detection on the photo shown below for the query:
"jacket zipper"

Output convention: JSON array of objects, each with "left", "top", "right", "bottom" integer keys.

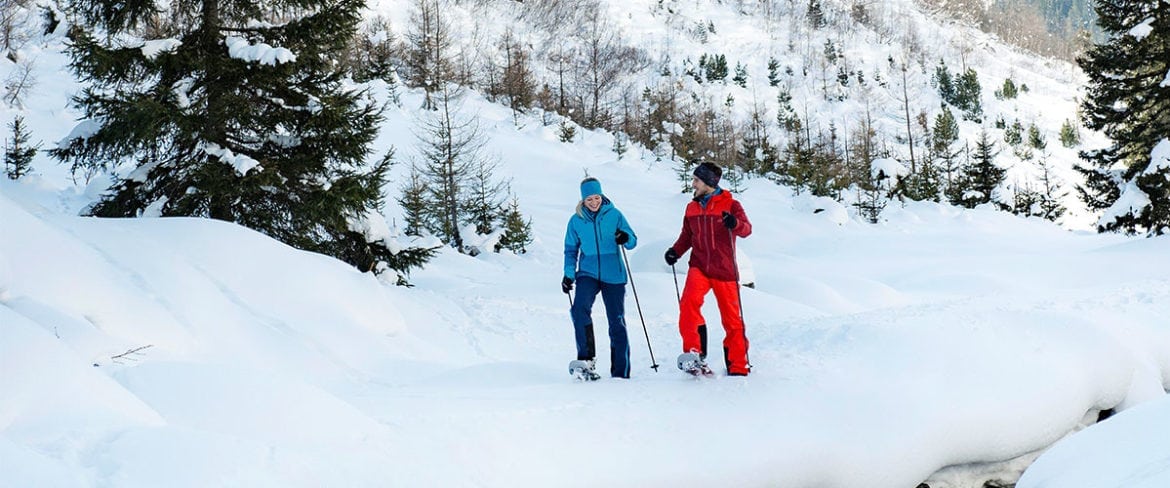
[{"left": 592, "top": 208, "right": 604, "bottom": 282}]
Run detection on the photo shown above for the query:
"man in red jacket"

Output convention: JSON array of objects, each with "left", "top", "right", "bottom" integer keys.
[{"left": 664, "top": 162, "right": 753, "bottom": 376}]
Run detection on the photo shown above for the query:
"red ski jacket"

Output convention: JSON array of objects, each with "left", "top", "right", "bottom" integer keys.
[{"left": 670, "top": 189, "right": 751, "bottom": 282}]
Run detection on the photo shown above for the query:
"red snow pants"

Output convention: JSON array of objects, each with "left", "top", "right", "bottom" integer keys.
[{"left": 678, "top": 267, "right": 750, "bottom": 375}]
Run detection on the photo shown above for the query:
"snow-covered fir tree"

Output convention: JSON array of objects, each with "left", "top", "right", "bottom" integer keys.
[
  {"left": 495, "top": 195, "right": 532, "bottom": 254},
  {"left": 398, "top": 167, "right": 431, "bottom": 237},
  {"left": 958, "top": 130, "right": 1007, "bottom": 209},
  {"left": 50, "top": 0, "right": 429, "bottom": 276},
  {"left": 462, "top": 158, "right": 506, "bottom": 238},
  {"left": 1076, "top": 0, "right": 1170, "bottom": 235},
  {"left": 4, "top": 116, "right": 38, "bottom": 180}
]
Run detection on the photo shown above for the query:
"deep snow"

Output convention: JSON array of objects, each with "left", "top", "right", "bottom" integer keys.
[{"left": 2, "top": 1, "right": 1169, "bottom": 486}]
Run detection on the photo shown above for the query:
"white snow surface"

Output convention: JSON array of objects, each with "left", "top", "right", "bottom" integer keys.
[
  {"left": 1019, "top": 395, "right": 1170, "bottom": 488},
  {"left": 2, "top": 2, "right": 1169, "bottom": 487},
  {"left": 5, "top": 85, "right": 1170, "bottom": 486}
]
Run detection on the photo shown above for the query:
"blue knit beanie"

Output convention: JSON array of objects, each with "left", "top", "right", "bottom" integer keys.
[{"left": 580, "top": 177, "right": 603, "bottom": 200}]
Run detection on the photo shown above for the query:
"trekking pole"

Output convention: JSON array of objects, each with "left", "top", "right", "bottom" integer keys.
[
  {"left": 670, "top": 263, "right": 682, "bottom": 304},
  {"left": 621, "top": 246, "right": 660, "bottom": 371}
]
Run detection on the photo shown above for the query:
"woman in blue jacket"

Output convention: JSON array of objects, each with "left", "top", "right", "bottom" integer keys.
[{"left": 562, "top": 177, "right": 638, "bottom": 378}]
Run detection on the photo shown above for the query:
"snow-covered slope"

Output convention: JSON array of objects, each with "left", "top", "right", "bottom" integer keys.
[
  {"left": 366, "top": 0, "right": 1096, "bottom": 226},
  {"left": 5, "top": 78, "right": 1170, "bottom": 485}
]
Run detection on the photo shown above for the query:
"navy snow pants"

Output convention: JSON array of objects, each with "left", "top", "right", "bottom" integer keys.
[{"left": 570, "top": 275, "right": 630, "bottom": 378}]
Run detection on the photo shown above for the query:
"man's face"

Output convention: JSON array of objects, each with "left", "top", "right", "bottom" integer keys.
[{"left": 692, "top": 176, "right": 713, "bottom": 196}]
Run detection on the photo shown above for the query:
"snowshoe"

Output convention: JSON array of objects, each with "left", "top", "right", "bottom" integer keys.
[
  {"left": 569, "top": 359, "right": 601, "bottom": 381},
  {"left": 677, "top": 352, "right": 713, "bottom": 377}
]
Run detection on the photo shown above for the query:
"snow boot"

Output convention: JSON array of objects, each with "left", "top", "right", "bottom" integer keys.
[
  {"left": 677, "top": 352, "right": 713, "bottom": 377},
  {"left": 569, "top": 359, "right": 601, "bottom": 381}
]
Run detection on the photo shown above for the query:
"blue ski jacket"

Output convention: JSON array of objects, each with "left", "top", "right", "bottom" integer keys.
[{"left": 564, "top": 197, "right": 638, "bottom": 284}]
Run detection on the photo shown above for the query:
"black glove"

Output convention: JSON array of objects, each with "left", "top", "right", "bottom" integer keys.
[
  {"left": 721, "top": 211, "right": 737, "bottom": 229},
  {"left": 615, "top": 229, "right": 629, "bottom": 245},
  {"left": 561, "top": 276, "right": 573, "bottom": 294},
  {"left": 664, "top": 248, "right": 679, "bottom": 266}
]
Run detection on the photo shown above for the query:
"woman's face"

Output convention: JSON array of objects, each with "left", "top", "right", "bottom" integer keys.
[{"left": 584, "top": 194, "right": 602, "bottom": 211}]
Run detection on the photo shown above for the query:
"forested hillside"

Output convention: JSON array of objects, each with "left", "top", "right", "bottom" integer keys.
[{"left": 4, "top": 0, "right": 1167, "bottom": 271}]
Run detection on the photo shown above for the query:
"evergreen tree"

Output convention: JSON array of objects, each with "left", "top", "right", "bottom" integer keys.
[
  {"left": 558, "top": 119, "right": 577, "bottom": 142},
  {"left": 767, "top": 58, "right": 781, "bottom": 87},
  {"left": 943, "top": 144, "right": 969, "bottom": 206},
  {"left": 4, "top": 116, "right": 38, "bottom": 180},
  {"left": 1059, "top": 118, "right": 1081, "bottom": 147},
  {"left": 349, "top": 154, "right": 439, "bottom": 282},
  {"left": 933, "top": 59, "right": 956, "bottom": 105},
  {"left": 1004, "top": 119, "right": 1024, "bottom": 146},
  {"left": 732, "top": 62, "right": 748, "bottom": 88},
  {"left": 783, "top": 126, "right": 845, "bottom": 198},
  {"left": 1076, "top": 0, "right": 1170, "bottom": 234},
  {"left": 955, "top": 68, "right": 983, "bottom": 122},
  {"left": 496, "top": 195, "right": 533, "bottom": 254},
  {"left": 612, "top": 131, "right": 629, "bottom": 159},
  {"left": 398, "top": 167, "right": 431, "bottom": 237},
  {"left": 51, "top": 0, "right": 422, "bottom": 275},
  {"left": 346, "top": 16, "right": 397, "bottom": 84},
  {"left": 959, "top": 130, "right": 1006, "bottom": 208},
  {"left": 931, "top": 106, "right": 960, "bottom": 156},
  {"left": 463, "top": 159, "right": 506, "bottom": 237},
  {"left": 675, "top": 157, "right": 699, "bottom": 193},
  {"left": 704, "top": 54, "right": 728, "bottom": 82},
  {"left": 1027, "top": 123, "right": 1047, "bottom": 150},
  {"left": 1012, "top": 157, "right": 1068, "bottom": 222},
  {"left": 905, "top": 107, "right": 958, "bottom": 201},
  {"left": 1035, "top": 157, "right": 1068, "bottom": 222},
  {"left": 781, "top": 136, "right": 813, "bottom": 194},
  {"left": 374, "top": 238, "right": 438, "bottom": 286},
  {"left": 851, "top": 115, "right": 892, "bottom": 222},
  {"left": 739, "top": 102, "right": 775, "bottom": 176},
  {"left": 994, "top": 77, "right": 1019, "bottom": 100},
  {"left": 902, "top": 158, "right": 943, "bottom": 203},
  {"left": 854, "top": 168, "right": 891, "bottom": 224},
  {"left": 1011, "top": 183, "right": 1045, "bottom": 219},
  {"left": 836, "top": 66, "right": 850, "bottom": 88},
  {"left": 776, "top": 88, "right": 801, "bottom": 133},
  {"left": 808, "top": 0, "right": 827, "bottom": 29}
]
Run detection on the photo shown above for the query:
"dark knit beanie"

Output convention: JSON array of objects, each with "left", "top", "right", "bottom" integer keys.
[{"left": 693, "top": 162, "right": 722, "bottom": 188}]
